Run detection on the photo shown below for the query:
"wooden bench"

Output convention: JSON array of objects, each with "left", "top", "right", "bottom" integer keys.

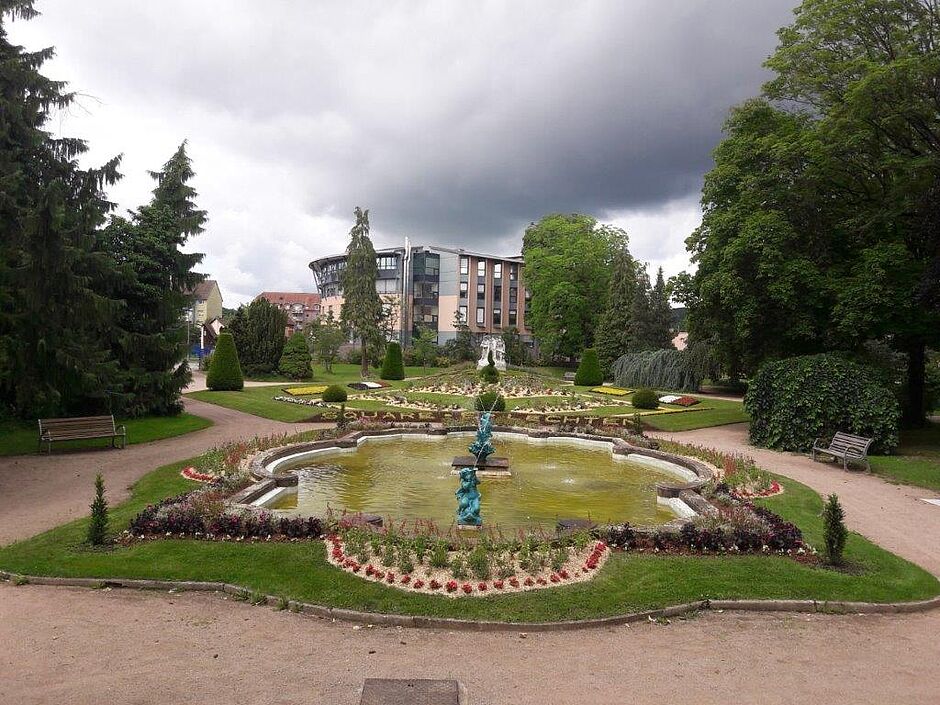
[
  {"left": 812, "top": 431, "right": 873, "bottom": 471},
  {"left": 37, "top": 415, "right": 126, "bottom": 454},
  {"left": 563, "top": 371, "right": 577, "bottom": 382}
]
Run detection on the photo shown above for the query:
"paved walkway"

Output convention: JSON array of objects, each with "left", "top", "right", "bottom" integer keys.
[
  {"left": 0, "top": 398, "right": 329, "bottom": 546},
  {"left": 652, "top": 424, "right": 940, "bottom": 577}
]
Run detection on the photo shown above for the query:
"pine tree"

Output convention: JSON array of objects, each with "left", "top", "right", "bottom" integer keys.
[
  {"left": 1, "top": 2, "right": 124, "bottom": 418},
  {"left": 648, "top": 267, "right": 674, "bottom": 349},
  {"left": 279, "top": 331, "right": 312, "bottom": 380},
  {"left": 339, "top": 207, "right": 384, "bottom": 376},
  {"left": 380, "top": 341, "right": 405, "bottom": 380},
  {"left": 103, "top": 143, "right": 205, "bottom": 416},
  {"left": 595, "top": 246, "right": 638, "bottom": 371},
  {"left": 228, "top": 299, "right": 288, "bottom": 375},
  {"left": 87, "top": 473, "right": 109, "bottom": 546},
  {"left": 823, "top": 493, "right": 848, "bottom": 566},
  {"left": 574, "top": 348, "right": 604, "bottom": 386},
  {"left": 628, "top": 266, "right": 654, "bottom": 352},
  {"left": 206, "top": 331, "right": 244, "bottom": 390}
]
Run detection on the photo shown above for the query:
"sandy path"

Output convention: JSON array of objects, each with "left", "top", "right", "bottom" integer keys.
[
  {"left": 1, "top": 582, "right": 937, "bottom": 705},
  {"left": 651, "top": 424, "right": 940, "bottom": 577},
  {"left": 0, "top": 398, "right": 330, "bottom": 546}
]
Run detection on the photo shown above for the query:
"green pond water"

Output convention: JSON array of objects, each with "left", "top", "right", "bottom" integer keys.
[{"left": 268, "top": 435, "right": 679, "bottom": 531}]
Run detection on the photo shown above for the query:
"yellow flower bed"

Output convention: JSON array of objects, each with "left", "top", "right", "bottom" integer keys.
[
  {"left": 590, "top": 386, "right": 630, "bottom": 396},
  {"left": 282, "top": 385, "right": 329, "bottom": 396}
]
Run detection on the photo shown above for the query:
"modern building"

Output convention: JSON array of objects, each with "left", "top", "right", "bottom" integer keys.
[
  {"left": 188, "top": 279, "right": 223, "bottom": 326},
  {"left": 310, "top": 243, "right": 532, "bottom": 348},
  {"left": 255, "top": 291, "right": 322, "bottom": 336}
]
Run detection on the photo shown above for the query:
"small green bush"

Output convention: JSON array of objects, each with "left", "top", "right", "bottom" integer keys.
[
  {"left": 474, "top": 390, "right": 506, "bottom": 412},
  {"left": 479, "top": 350, "right": 500, "bottom": 384},
  {"left": 823, "top": 493, "right": 848, "bottom": 566},
  {"left": 322, "top": 384, "right": 348, "bottom": 402},
  {"left": 631, "top": 387, "right": 658, "bottom": 409},
  {"left": 745, "top": 353, "right": 900, "bottom": 453},
  {"left": 574, "top": 348, "right": 604, "bottom": 386},
  {"left": 206, "top": 332, "right": 244, "bottom": 391},
  {"left": 87, "top": 474, "right": 109, "bottom": 546},
  {"left": 380, "top": 342, "right": 405, "bottom": 380},
  {"left": 278, "top": 332, "right": 312, "bottom": 380}
]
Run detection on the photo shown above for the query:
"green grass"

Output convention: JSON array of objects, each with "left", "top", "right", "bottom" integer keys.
[
  {"left": 245, "top": 363, "right": 444, "bottom": 384},
  {"left": 187, "top": 386, "right": 317, "bottom": 422},
  {"left": 1, "top": 457, "right": 935, "bottom": 622},
  {"left": 869, "top": 421, "right": 940, "bottom": 492},
  {"left": 0, "top": 413, "right": 213, "bottom": 457},
  {"left": 641, "top": 397, "right": 749, "bottom": 431}
]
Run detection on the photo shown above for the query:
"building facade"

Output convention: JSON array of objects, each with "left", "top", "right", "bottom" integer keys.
[
  {"left": 189, "top": 279, "right": 223, "bottom": 326},
  {"left": 310, "top": 243, "right": 532, "bottom": 348},
  {"left": 255, "top": 291, "right": 322, "bottom": 336}
]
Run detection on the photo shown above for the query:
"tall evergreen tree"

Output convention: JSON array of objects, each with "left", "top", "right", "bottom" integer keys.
[
  {"left": 0, "top": 1, "right": 123, "bottom": 418},
  {"left": 228, "top": 298, "right": 288, "bottom": 375},
  {"left": 103, "top": 143, "right": 205, "bottom": 416},
  {"left": 648, "top": 267, "right": 674, "bottom": 349},
  {"left": 339, "top": 207, "right": 384, "bottom": 376},
  {"left": 628, "top": 266, "right": 654, "bottom": 353},
  {"left": 595, "top": 245, "right": 638, "bottom": 371}
]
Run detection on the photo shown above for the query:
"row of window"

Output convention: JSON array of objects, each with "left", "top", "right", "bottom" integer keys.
[
  {"left": 459, "top": 257, "right": 518, "bottom": 280},
  {"left": 458, "top": 305, "right": 518, "bottom": 327}
]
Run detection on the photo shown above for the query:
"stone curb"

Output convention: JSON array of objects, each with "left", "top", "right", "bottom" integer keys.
[{"left": 3, "top": 569, "right": 939, "bottom": 631}]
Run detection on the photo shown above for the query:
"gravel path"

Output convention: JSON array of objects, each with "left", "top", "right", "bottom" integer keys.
[{"left": 651, "top": 423, "right": 940, "bottom": 577}]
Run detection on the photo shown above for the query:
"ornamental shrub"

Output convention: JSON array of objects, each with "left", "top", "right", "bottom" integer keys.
[
  {"left": 206, "top": 332, "right": 244, "bottom": 391},
  {"left": 574, "top": 348, "right": 603, "bottom": 386},
  {"left": 87, "top": 474, "right": 109, "bottom": 546},
  {"left": 474, "top": 390, "right": 506, "bottom": 412},
  {"left": 631, "top": 387, "right": 658, "bottom": 409},
  {"left": 380, "top": 342, "right": 405, "bottom": 380},
  {"left": 823, "top": 493, "right": 848, "bottom": 566},
  {"left": 745, "top": 353, "right": 900, "bottom": 453},
  {"left": 479, "top": 350, "right": 500, "bottom": 384},
  {"left": 278, "top": 331, "right": 312, "bottom": 380},
  {"left": 322, "top": 384, "right": 348, "bottom": 403}
]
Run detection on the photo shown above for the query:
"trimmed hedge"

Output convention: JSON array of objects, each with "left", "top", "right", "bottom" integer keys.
[
  {"left": 474, "top": 390, "right": 506, "bottom": 412},
  {"left": 380, "top": 342, "right": 405, "bottom": 380},
  {"left": 479, "top": 350, "right": 499, "bottom": 384},
  {"left": 745, "top": 353, "right": 900, "bottom": 453},
  {"left": 574, "top": 348, "right": 604, "bottom": 386},
  {"left": 322, "top": 384, "right": 348, "bottom": 403},
  {"left": 278, "top": 332, "right": 312, "bottom": 380},
  {"left": 631, "top": 387, "right": 658, "bottom": 409},
  {"left": 206, "top": 332, "right": 244, "bottom": 391}
]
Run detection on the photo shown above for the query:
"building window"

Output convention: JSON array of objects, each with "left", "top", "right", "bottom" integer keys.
[
  {"left": 477, "top": 260, "right": 486, "bottom": 277},
  {"left": 458, "top": 305, "right": 468, "bottom": 323},
  {"left": 459, "top": 282, "right": 468, "bottom": 299},
  {"left": 494, "top": 285, "right": 501, "bottom": 302},
  {"left": 509, "top": 263, "right": 518, "bottom": 281},
  {"left": 376, "top": 279, "right": 397, "bottom": 294},
  {"left": 493, "top": 309, "right": 501, "bottom": 326},
  {"left": 493, "top": 263, "right": 502, "bottom": 279},
  {"left": 477, "top": 283, "right": 485, "bottom": 300},
  {"left": 376, "top": 255, "right": 397, "bottom": 270},
  {"left": 476, "top": 307, "right": 484, "bottom": 325},
  {"left": 509, "top": 288, "right": 518, "bottom": 305},
  {"left": 460, "top": 257, "right": 469, "bottom": 275}
]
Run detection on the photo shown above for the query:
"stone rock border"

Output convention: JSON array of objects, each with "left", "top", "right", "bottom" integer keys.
[{"left": 3, "top": 569, "right": 938, "bottom": 631}]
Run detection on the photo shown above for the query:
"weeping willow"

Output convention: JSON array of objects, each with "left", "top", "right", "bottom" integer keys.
[{"left": 611, "top": 342, "right": 719, "bottom": 392}]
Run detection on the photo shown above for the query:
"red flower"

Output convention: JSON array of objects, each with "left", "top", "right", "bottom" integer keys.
[
  {"left": 365, "top": 565, "right": 375, "bottom": 576},
  {"left": 536, "top": 577, "right": 547, "bottom": 585},
  {"left": 446, "top": 580, "right": 458, "bottom": 593},
  {"left": 413, "top": 579, "right": 425, "bottom": 589},
  {"left": 400, "top": 574, "right": 411, "bottom": 584},
  {"left": 559, "top": 569, "right": 569, "bottom": 579},
  {"left": 493, "top": 580, "right": 504, "bottom": 589},
  {"left": 386, "top": 572, "right": 395, "bottom": 583},
  {"left": 477, "top": 582, "right": 488, "bottom": 591},
  {"left": 509, "top": 577, "right": 520, "bottom": 588},
  {"left": 524, "top": 577, "right": 534, "bottom": 586},
  {"left": 351, "top": 563, "right": 361, "bottom": 573},
  {"left": 430, "top": 579, "right": 442, "bottom": 590},
  {"left": 462, "top": 583, "right": 473, "bottom": 594},
  {"left": 550, "top": 574, "right": 560, "bottom": 583}
]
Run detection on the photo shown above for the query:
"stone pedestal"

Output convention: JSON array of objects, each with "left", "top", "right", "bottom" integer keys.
[{"left": 451, "top": 456, "right": 511, "bottom": 477}]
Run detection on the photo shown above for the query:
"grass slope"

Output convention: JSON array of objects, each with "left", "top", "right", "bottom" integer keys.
[
  {"left": 1, "top": 458, "right": 935, "bottom": 622},
  {"left": 0, "top": 413, "right": 213, "bottom": 457},
  {"left": 869, "top": 421, "right": 940, "bottom": 492}
]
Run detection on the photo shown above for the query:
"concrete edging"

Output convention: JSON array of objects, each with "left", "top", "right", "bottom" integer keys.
[{"left": 3, "top": 569, "right": 938, "bottom": 631}]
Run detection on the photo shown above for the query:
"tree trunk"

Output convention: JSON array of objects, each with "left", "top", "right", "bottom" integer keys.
[
  {"left": 903, "top": 341, "right": 927, "bottom": 428},
  {"left": 360, "top": 345, "right": 369, "bottom": 378}
]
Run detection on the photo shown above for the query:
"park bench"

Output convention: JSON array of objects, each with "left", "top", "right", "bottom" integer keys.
[
  {"left": 563, "top": 371, "right": 576, "bottom": 382},
  {"left": 812, "top": 431, "right": 873, "bottom": 471},
  {"left": 37, "top": 415, "right": 126, "bottom": 454}
]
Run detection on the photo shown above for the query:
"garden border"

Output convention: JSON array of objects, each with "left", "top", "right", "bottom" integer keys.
[{"left": 3, "top": 569, "right": 939, "bottom": 631}]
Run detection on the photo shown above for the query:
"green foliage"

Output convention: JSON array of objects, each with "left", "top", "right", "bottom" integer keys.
[
  {"left": 307, "top": 310, "right": 345, "bottom": 373},
  {"left": 380, "top": 341, "right": 405, "bottom": 380},
  {"left": 522, "top": 214, "right": 626, "bottom": 359},
  {"left": 631, "top": 388, "right": 658, "bottom": 410},
  {"left": 322, "top": 384, "right": 348, "bottom": 403},
  {"left": 411, "top": 328, "right": 438, "bottom": 369},
  {"left": 479, "top": 350, "right": 500, "bottom": 384},
  {"left": 339, "top": 207, "right": 385, "bottom": 375},
  {"left": 443, "top": 310, "right": 476, "bottom": 363},
  {"left": 468, "top": 545, "right": 491, "bottom": 580},
  {"left": 474, "top": 390, "right": 506, "bottom": 412},
  {"left": 206, "top": 332, "right": 244, "bottom": 391},
  {"left": 227, "top": 299, "right": 289, "bottom": 376},
  {"left": 612, "top": 345, "right": 715, "bottom": 393},
  {"left": 823, "top": 493, "right": 847, "bottom": 566},
  {"left": 595, "top": 246, "right": 638, "bottom": 371},
  {"left": 574, "top": 348, "right": 603, "bottom": 386},
  {"left": 86, "top": 474, "right": 109, "bottom": 546},
  {"left": 278, "top": 332, "right": 312, "bottom": 380},
  {"left": 745, "top": 353, "right": 900, "bottom": 453},
  {"left": 501, "top": 327, "right": 529, "bottom": 367}
]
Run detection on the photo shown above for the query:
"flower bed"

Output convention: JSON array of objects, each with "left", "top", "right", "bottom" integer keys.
[
  {"left": 659, "top": 395, "right": 700, "bottom": 407},
  {"left": 325, "top": 532, "right": 610, "bottom": 597},
  {"left": 274, "top": 395, "right": 337, "bottom": 408},
  {"left": 180, "top": 467, "right": 215, "bottom": 483},
  {"left": 591, "top": 386, "right": 631, "bottom": 396},
  {"left": 282, "top": 384, "right": 329, "bottom": 396}
]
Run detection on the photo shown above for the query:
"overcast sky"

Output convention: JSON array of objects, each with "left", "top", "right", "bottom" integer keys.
[{"left": 10, "top": 0, "right": 797, "bottom": 305}]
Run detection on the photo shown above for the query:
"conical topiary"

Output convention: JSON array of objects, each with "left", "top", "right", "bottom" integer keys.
[
  {"left": 479, "top": 349, "right": 499, "bottom": 384},
  {"left": 574, "top": 348, "right": 603, "bottom": 386},
  {"left": 279, "top": 331, "right": 312, "bottom": 380},
  {"left": 380, "top": 341, "right": 405, "bottom": 380},
  {"left": 207, "top": 331, "right": 244, "bottom": 390}
]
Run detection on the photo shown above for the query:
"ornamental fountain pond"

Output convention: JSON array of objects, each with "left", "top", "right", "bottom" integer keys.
[{"left": 235, "top": 417, "right": 716, "bottom": 534}]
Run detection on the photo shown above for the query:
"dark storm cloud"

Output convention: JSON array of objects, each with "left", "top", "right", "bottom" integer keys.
[{"left": 10, "top": 0, "right": 798, "bottom": 299}]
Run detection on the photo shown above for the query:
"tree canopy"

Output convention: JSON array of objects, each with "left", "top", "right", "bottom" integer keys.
[{"left": 340, "top": 207, "right": 385, "bottom": 375}]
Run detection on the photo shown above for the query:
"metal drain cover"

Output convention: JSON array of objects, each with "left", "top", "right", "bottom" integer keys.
[{"left": 360, "top": 678, "right": 459, "bottom": 705}]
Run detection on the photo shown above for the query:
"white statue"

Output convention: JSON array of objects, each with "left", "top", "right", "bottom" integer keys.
[{"left": 477, "top": 334, "right": 507, "bottom": 371}]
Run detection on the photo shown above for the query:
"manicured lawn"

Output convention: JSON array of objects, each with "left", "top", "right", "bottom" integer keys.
[
  {"left": 641, "top": 397, "right": 749, "bottom": 431},
  {"left": 870, "top": 421, "right": 940, "bottom": 492},
  {"left": 0, "top": 413, "right": 213, "bottom": 457},
  {"left": 1, "top": 456, "right": 935, "bottom": 622},
  {"left": 187, "top": 386, "right": 317, "bottom": 422},
  {"left": 246, "top": 363, "right": 444, "bottom": 384}
]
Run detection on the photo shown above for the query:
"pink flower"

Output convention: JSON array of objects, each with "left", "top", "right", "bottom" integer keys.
[
  {"left": 524, "top": 577, "right": 534, "bottom": 587},
  {"left": 477, "top": 582, "right": 487, "bottom": 591},
  {"left": 461, "top": 583, "right": 473, "bottom": 594},
  {"left": 400, "top": 574, "right": 411, "bottom": 584},
  {"left": 493, "top": 580, "right": 504, "bottom": 589},
  {"left": 445, "top": 580, "right": 458, "bottom": 593},
  {"left": 508, "top": 577, "right": 519, "bottom": 588}
]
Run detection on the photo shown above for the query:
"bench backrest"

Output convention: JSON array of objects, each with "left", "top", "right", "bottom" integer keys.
[
  {"left": 828, "top": 431, "right": 873, "bottom": 457},
  {"left": 38, "top": 415, "right": 117, "bottom": 439}
]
